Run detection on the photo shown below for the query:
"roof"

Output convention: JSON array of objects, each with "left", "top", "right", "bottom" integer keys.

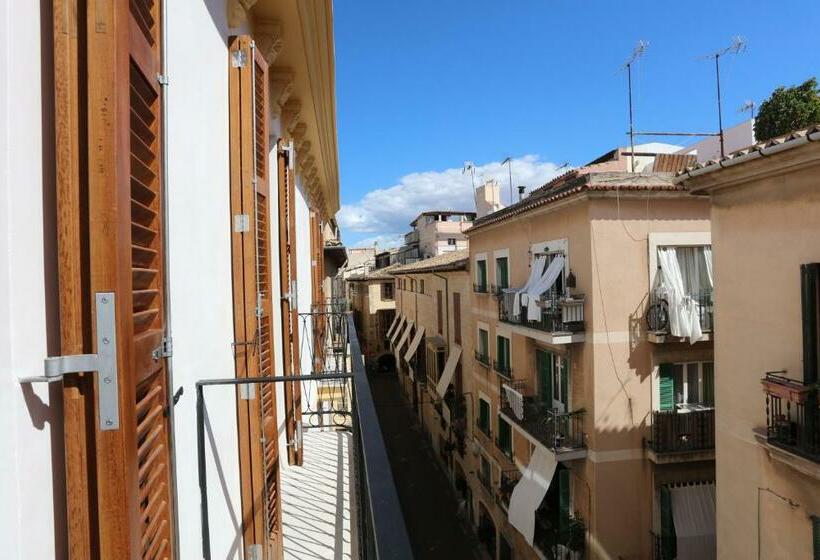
[
  {"left": 409, "top": 210, "right": 477, "bottom": 227},
  {"left": 391, "top": 249, "right": 469, "bottom": 275},
  {"left": 346, "top": 263, "right": 403, "bottom": 282},
  {"left": 468, "top": 171, "right": 681, "bottom": 233},
  {"left": 676, "top": 124, "right": 820, "bottom": 185}
]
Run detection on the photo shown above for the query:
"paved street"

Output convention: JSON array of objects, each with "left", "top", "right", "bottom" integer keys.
[{"left": 368, "top": 372, "right": 482, "bottom": 560}]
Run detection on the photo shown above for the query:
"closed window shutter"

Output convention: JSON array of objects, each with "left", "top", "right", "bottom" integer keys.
[
  {"left": 560, "top": 357, "right": 569, "bottom": 408},
  {"left": 660, "top": 486, "right": 677, "bottom": 559},
  {"left": 659, "top": 363, "right": 675, "bottom": 411},
  {"left": 558, "top": 468, "right": 570, "bottom": 535},
  {"left": 703, "top": 362, "right": 715, "bottom": 406},
  {"left": 812, "top": 515, "right": 819, "bottom": 560},
  {"left": 479, "top": 400, "right": 490, "bottom": 433},
  {"left": 801, "top": 263, "right": 819, "bottom": 386},
  {"left": 228, "top": 36, "right": 282, "bottom": 553},
  {"left": 538, "top": 350, "right": 553, "bottom": 406},
  {"left": 437, "top": 290, "right": 443, "bottom": 334},
  {"left": 498, "top": 416, "right": 511, "bottom": 455},
  {"left": 498, "top": 258, "right": 508, "bottom": 289},
  {"left": 453, "top": 293, "right": 461, "bottom": 344}
]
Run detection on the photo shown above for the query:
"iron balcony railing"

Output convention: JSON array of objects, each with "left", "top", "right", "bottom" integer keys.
[
  {"left": 493, "top": 359, "right": 512, "bottom": 379},
  {"left": 474, "top": 349, "right": 490, "bottom": 367},
  {"left": 533, "top": 509, "right": 586, "bottom": 560},
  {"left": 647, "top": 408, "right": 715, "bottom": 453},
  {"left": 500, "top": 390, "right": 586, "bottom": 454},
  {"left": 473, "top": 282, "right": 489, "bottom": 294},
  {"left": 762, "top": 371, "right": 820, "bottom": 461},
  {"left": 498, "top": 289, "right": 585, "bottom": 334},
  {"left": 645, "top": 288, "right": 714, "bottom": 336},
  {"left": 497, "top": 469, "right": 522, "bottom": 510},
  {"left": 195, "top": 312, "right": 412, "bottom": 560}
]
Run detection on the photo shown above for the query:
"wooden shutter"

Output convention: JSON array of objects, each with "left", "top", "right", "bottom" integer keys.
[
  {"left": 55, "top": 1, "right": 176, "bottom": 557},
  {"left": 537, "top": 349, "right": 553, "bottom": 406},
  {"left": 560, "top": 357, "right": 569, "bottom": 409},
  {"left": 453, "top": 293, "right": 461, "bottom": 344},
  {"left": 277, "top": 140, "right": 303, "bottom": 466},
  {"left": 659, "top": 363, "right": 675, "bottom": 412},
  {"left": 437, "top": 290, "right": 443, "bottom": 334},
  {"left": 228, "top": 36, "right": 282, "bottom": 558}
]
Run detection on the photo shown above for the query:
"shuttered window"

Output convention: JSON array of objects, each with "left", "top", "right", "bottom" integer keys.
[
  {"left": 228, "top": 36, "right": 282, "bottom": 554},
  {"left": 437, "top": 290, "right": 443, "bottom": 334},
  {"left": 478, "top": 398, "right": 491, "bottom": 435},
  {"left": 659, "top": 363, "right": 676, "bottom": 411},
  {"left": 801, "top": 263, "right": 819, "bottom": 386},
  {"left": 537, "top": 349, "right": 553, "bottom": 406},
  {"left": 496, "top": 257, "right": 509, "bottom": 290},
  {"left": 497, "top": 416, "right": 512, "bottom": 457},
  {"left": 660, "top": 486, "right": 677, "bottom": 559},
  {"left": 453, "top": 293, "right": 461, "bottom": 344},
  {"left": 558, "top": 468, "right": 570, "bottom": 535},
  {"left": 811, "top": 515, "right": 819, "bottom": 560}
]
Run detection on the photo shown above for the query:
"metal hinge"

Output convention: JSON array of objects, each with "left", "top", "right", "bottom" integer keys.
[
  {"left": 231, "top": 49, "right": 247, "bottom": 68},
  {"left": 152, "top": 336, "right": 173, "bottom": 361},
  {"left": 246, "top": 545, "right": 262, "bottom": 560},
  {"left": 21, "top": 293, "right": 120, "bottom": 431},
  {"left": 234, "top": 214, "right": 250, "bottom": 233},
  {"left": 280, "top": 280, "right": 298, "bottom": 308},
  {"left": 156, "top": 73, "right": 169, "bottom": 86},
  {"left": 240, "top": 383, "right": 256, "bottom": 400}
]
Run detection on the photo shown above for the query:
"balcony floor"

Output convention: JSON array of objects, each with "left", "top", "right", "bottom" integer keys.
[{"left": 281, "top": 430, "right": 354, "bottom": 560}]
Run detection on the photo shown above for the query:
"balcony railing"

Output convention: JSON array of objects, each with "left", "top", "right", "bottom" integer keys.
[
  {"left": 500, "top": 394, "right": 586, "bottom": 456},
  {"left": 493, "top": 359, "right": 512, "bottom": 379},
  {"left": 497, "top": 469, "right": 522, "bottom": 510},
  {"left": 498, "top": 289, "right": 585, "bottom": 334},
  {"left": 762, "top": 372, "right": 820, "bottom": 461},
  {"left": 647, "top": 408, "right": 715, "bottom": 454},
  {"left": 645, "top": 288, "right": 714, "bottom": 337},
  {"left": 473, "top": 282, "right": 489, "bottom": 294},
  {"left": 474, "top": 350, "right": 490, "bottom": 367},
  {"left": 651, "top": 531, "right": 674, "bottom": 560},
  {"left": 534, "top": 510, "right": 586, "bottom": 560},
  {"left": 196, "top": 312, "right": 412, "bottom": 560}
]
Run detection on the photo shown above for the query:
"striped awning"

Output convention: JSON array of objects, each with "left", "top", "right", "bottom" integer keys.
[{"left": 404, "top": 327, "right": 426, "bottom": 363}]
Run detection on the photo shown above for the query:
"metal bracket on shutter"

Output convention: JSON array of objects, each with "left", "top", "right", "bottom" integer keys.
[
  {"left": 234, "top": 214, "right": 250, "bottom": 232},
  {"left": 281, "top": 280, "right": 298, "bottom": 308},
  {"left": 156, "top": 73, "right": 169, "bottom": 86},
  {"left": 246, "top": 545, "right": 262, "bottom": 560},
  {"left": 239, "top": 383, "right": 256, "bottom": 400},
  {"left": 152, "top": 336, "right": 173, "bottom": 361},
  {"left": 231, "top": 49, "right": 247, "bottom": 68},
  {"left": 21, "top": 292, "right": 120, "bottom": 431}
]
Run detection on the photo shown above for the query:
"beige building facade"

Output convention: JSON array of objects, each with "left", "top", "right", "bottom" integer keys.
[
  {"left": 680, "top": 126, "right": 820, "bottom": 560},
  {"left": 465, "top": 148, "right": 716, "bottom": 560},
  {"left": 348, "top": 264, "right": 399, "bottom": 370}
]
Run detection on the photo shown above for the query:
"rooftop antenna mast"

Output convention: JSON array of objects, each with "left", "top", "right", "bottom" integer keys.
[
  {"left": 738, "top": 99, "right": 756, "bottom": 120},
  {"left": 700, "top": 36, "right": 746, "bottom": 157},
  {"left": 621, "top": 40, "right": 648, "bottom": 172},
  {"left": 501, "top": 157, "right": 513, "bottom": 204},
  {"left": 463, "top": 161, "right": 477, "bottom": 209}
]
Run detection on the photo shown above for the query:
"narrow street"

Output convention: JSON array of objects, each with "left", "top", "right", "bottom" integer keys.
[{"left": 368, "top": 372, "right": 482, "bottom": 560}]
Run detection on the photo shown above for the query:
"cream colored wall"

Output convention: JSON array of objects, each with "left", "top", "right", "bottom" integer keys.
[{"left": 706, "top": 163, "right": 820, "bottom": 560}]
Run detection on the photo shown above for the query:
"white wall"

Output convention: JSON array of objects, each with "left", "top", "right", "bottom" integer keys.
[
  {"left": 167, "top": 2, "right": 245, "bottom": 558},
  {"left": 0, "top": 1, "right": 65, "bottom": 558},
  {"left": 295, "top": 177, "right": 315, "bottom": 414}
]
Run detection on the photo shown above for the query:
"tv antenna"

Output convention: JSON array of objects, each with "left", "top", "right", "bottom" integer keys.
[
  {"left": 700, "top": 36, "right": 747, "bottom": 157},
  {"left": 621, "top": 40, "right": 648, "bottom": 172},
  {"left": 501, "top": 157, "right": 513, "bottom": 204},
  {"left": 738, "top": 99, "right": 756, "bottom": 120},
  {"left": 463, "top": 161, "right": 478, "bottom": 208}
]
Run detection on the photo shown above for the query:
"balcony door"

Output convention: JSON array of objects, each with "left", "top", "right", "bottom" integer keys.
[{"left": 537, "top": 349, "right": 569, "bottom": 413}]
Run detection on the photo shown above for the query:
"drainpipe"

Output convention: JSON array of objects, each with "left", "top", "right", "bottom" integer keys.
[{"left": 158, "top": 2, "right": 180, "bottom": 559}]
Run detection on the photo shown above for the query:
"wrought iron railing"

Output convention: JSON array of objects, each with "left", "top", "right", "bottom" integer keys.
[
  {"left": 762, "top": 372, "right": 820, "bottom": 461},
  {"left": 534, "top": 510, "right": 586, "bottom": 559},
  {"left": 500, "top": 397, "right": 586, "bottom": 453},
  {"left": 195, "top": 313, "right": 412, "bottom": 560},
  {"left": 497, "top": 469, "right": 521, "bottom": 509},
  {"left": 474, "top": 349, "right": 490, "bottom": 367},
  {"left": 493, "top": 359, "right": 512, "bottom": 379},
  {"left": 650, "top": 531, "right": 674, "bottom": 560},
  {"left": 647, "top": 408, "right": 715, "bottom": 453},
  {"left": 645, "top": 288, "right": 714, "bottom": 335},
  {"left": 498, "top": 289, "right": 585, "bottom": 334}
]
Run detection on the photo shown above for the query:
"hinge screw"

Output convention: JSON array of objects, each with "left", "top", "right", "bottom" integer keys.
[
  {"left": 105, "top": 419, "right": 113, "bottom": 426},
  {"left": 102, "top": 337, "right": 110, "bottom": 345},
  {"left": 104, "top": 377, "right": 111, "bottom": 384}
]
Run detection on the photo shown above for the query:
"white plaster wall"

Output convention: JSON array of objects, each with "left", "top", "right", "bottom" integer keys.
[
  {"left": 0, "top": 1, "right": 65, "bottom": 558},
  {"left": 295, "top": 176, "right": 315, "bottom": 413},
  {"left": 166, "top": 2, "right": 244, "bottom": 558}
]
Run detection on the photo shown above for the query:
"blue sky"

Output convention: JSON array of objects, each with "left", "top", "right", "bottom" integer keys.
[{"left": 334, "top": 1, "right": 820, "bottom": 247}]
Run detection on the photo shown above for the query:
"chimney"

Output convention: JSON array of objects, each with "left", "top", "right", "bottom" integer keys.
[
  {"left": 517, "top": 185, "right": 526, "bottom": 201},
  {"left": 475, "top": 178, "right": 504, "bottom": 218}
]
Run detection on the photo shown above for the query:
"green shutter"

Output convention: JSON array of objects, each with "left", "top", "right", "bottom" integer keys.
[
  {"left": 659, "top": 363, "right": 675, "bottom": 411},
  {"left": 498, "top": 416, "right": 512, "bottom": 455},
  {"left": 478, "top": 260, "right": 487, "bottom": 288},
  {"left": 812, "top": 515, "right": 820, "bottom": 560},
  {"left": 498, "top": 258, "right": 509, "bottom": 289},
  {"left": 660, "top": 486, "right": 677, "bottom": 560},
  {"left": 480, "top": 329, "right": 488, "bottom": 357},
  {"left": 538, "top": 350, "right": 553, "bottom": 406},
  {"left": 560, "top": 357, "right": 569, "bottom": 409},
  {"left": 703, "top": 362, "right": 715, "bottom": 406},
  {"left": 558, "top": 468, "right": 570, "bottom": 535},
  {"left": 479, "top": 399, "right": 490, "bottom": 433}
]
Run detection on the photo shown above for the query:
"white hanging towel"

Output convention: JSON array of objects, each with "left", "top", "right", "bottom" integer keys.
[
  {"left": 507, "top": 447, "right": 557, "bottom": 545},
  {"left": 670, "top": 483, "right": 716, "bottom": 560},
  {"left": 514, "top": 256, "right": 547, "bottom": 317},
  {"left": 524, "top": 254, "right": 565, "bottom": 321}
]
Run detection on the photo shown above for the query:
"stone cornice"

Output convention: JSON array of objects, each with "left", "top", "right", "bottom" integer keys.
[{"left": 254, "top": 20, "right": 283, "bottom": 64}]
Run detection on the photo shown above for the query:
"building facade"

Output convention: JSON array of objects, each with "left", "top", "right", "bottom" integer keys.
[
  {"left": 679, "top": 126, "right": 820, "bottom": 560},
  {"left": 396, "top": 211, "right": 476, "bottom": 263},
  {"left": 348, "top": 264, "right": 400, "bottom": 371},
  {"left": 464, "top": 146, "right": 715, "bottom": 560}
]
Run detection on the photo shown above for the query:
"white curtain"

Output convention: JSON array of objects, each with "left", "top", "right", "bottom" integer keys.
[
  {"left": 523, "top": 254, "right": 566, "bottom": 321},
  {"left": 670, "top": 483, "right": 716, "bottom": 560},
  {"left": 508, "top": 447, "right": 557, "bottom": 545},
  {"left": 657, "top": 248, "right": 703, "bottom": 343},
  {"left": 514, "top": 256, "right": 547, "bottom": 317},
  {"left": 702, "top": 246, "right": 713, "bottom": 290}
]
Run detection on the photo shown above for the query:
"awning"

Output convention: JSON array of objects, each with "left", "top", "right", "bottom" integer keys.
[
  {"left": 386, "top": 313, "right": 401, "bottom": 340},
  {"left": 508, "top": 447, "right": 557, "bottom": 545},
  {"left": 404, "top": 326, "right": 426, "bottom": 363},
  {"left": 396, "top": 320, "right": 414, "bottom": 354},
  {"left": 435, "top": 345, "right": 462, "bottom": 397},
  {"left": 389, "top": 316, "right": 406, "bottom": 346},
  {"left": 670, "top": 483, "right": 716, "bottom": 560}
]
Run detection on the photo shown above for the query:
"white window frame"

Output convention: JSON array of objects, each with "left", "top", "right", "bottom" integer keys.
[
  {"left": 493, "top": 248, "right": 510, "bottom": 289},
  {"left": 648, "top": 232, "right": 711, "bottom": 289},
  {"left": 652, "top": 360, "right": 715, "bottom": 411}
]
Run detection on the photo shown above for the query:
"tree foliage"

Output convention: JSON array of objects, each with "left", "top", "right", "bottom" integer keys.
[{"left": 754, "top": 78, "right": 820, "bottom": 141}]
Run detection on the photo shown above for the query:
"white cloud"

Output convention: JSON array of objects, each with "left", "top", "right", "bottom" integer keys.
[
  {"left": 338, "top": 155, "right": 562, "bottom": 239},
  {"left": 352, "top": 233, "right": 404, "bottom": 249}
]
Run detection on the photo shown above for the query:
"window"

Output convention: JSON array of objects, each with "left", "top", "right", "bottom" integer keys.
[
  {"left": 477, "top": 329, "right": 489, "bottom": 364},
  {"left": 453, "top": 293, "right": 461, "bottom": 344},
  {"left": 411, "top": 278, "right": 416, "bottom": 292},
  {"left": 495, "top": 257, "right": 509, "bottom": 290},
  {"left": 475, "top": 259, "right": 487, "bottom": 292},
  {"left": 478, "top": 398, "right": 491, "bottom": 435},
  {"left": 658, "top": 361, "right": 715, "bottom": 411},
  {"left": 448, "top": 238, "right": 457, "bottom": 246},
  {"left": 426, "top": 346, "right": 446, "bottom": 385},
  {"left": 480, "top": 455, "right": 492, "bottom": 489},
  {"left": 437, "top": 290, "right": 443, "bottom": 334},
  {"left": 419, "top": 279, "right": 425, "bottom": 293},
  {"left": 381, "top": 282, "right": 394, "bottom": 300},
  {"left": 537, "top": 349, "right": 569, "bottom": 413},
  {"left": 497, "top": 416, "right": 512, "bottom": 458},
  {"left": 495, "top": 335, "right": 511, "bottom": 377}
]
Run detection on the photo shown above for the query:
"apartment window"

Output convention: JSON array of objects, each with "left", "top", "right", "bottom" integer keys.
[
  {"left": 479, "top": 455, "right": 492, "bottom": 489},
  {"left": 495, "top": 335, "right": 511, "bottom": 377},
  {"left": 653, "top": 245, "right": 714, "bottom": 335},
  {"left": 419, "top": 279, "right": 425, "bottom": 293},
  {"left": 475, "top": 259, "right": 487, "bottom": 292},
  {"left": 447, "top": 238, "right": 457, "bottom": 246},
  {"left": 658, "top": 361, "right": 715, "bottom": 411},
  {"left": 411, "top": 278, "right": 416, "bottom": 292},
  {"left": 497, "top": 415, "right": 512, "bottom": 458},
  {"left": 381, "top": 282, "right": 394, "bottom": 300},
  {"left": 426, "top": 346, "right": 446, "bottom": 385},
  {"left": 478, "top": 398, "right": 491, "bottom": 436},
  {"left": 453, "top": 293, "right": 461, "bottom": 344},
  {"left": 495, "top": 256, "right": 509, "bottom": 290},
  {"left": 537, "top": 349, "right": 569, "bottom": 413},
  {"left": 477, "top": 328, "right": 489, "bottom": 364}
]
